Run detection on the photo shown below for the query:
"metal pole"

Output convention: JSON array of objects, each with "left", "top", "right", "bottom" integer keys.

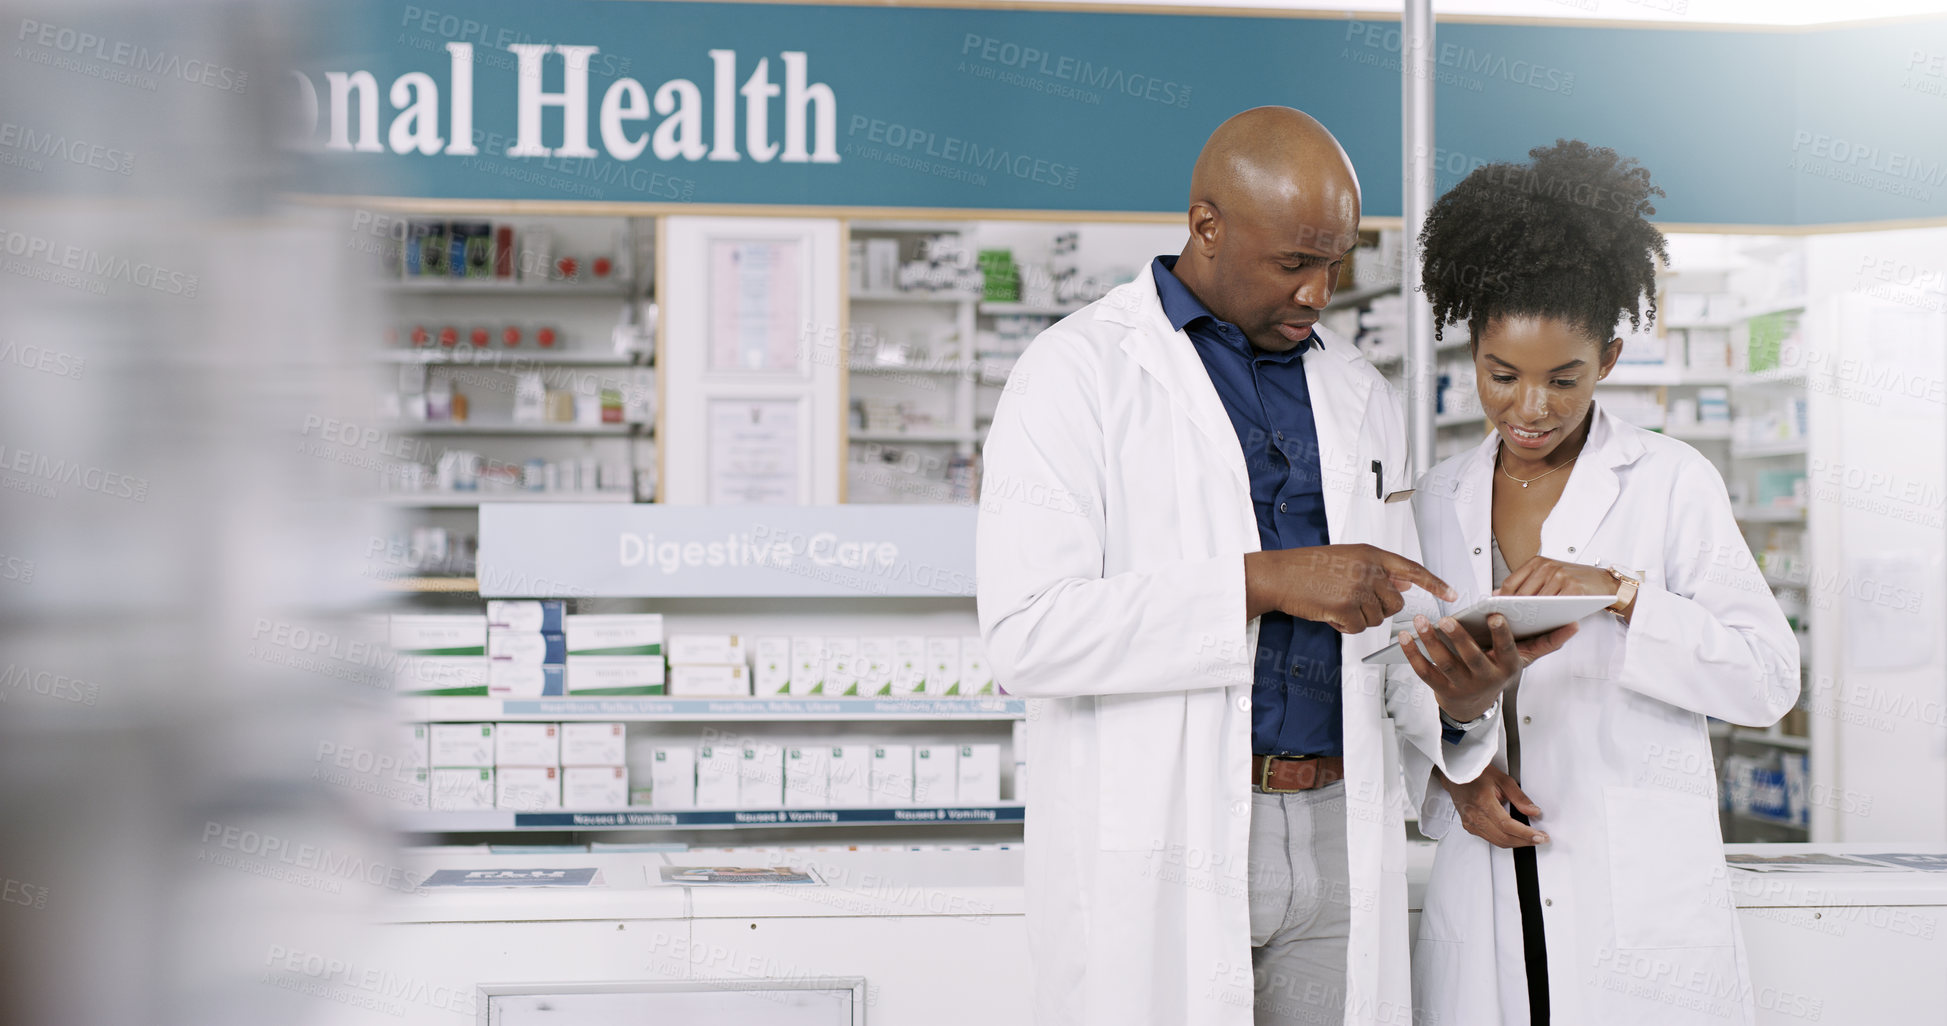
[{"left": 1402, "top": 0, "right": 1436, "bottom": 477}]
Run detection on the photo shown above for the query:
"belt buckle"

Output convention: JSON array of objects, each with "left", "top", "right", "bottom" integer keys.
[{"left": 1259, "top": 755, "right": 1311, "bottom": 794}]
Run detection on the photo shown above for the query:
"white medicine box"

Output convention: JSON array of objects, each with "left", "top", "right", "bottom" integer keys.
[
  {"left": 430, "top": 767, "right": 494, "bottom": 811},
  {"left": 960, "top": 638, "right": 994, "bottom": 696},
  {"left": 429, "top": 723, "right": 494, "bottom": 767},
  {"left": 562, "top": 766, "right": 628, "bottom": 810},
  {"left": 913, "top": 745, "right": 958, "bottom": 804},
  {"left": 784, "top": 746, "right": 832, "bottom": 808},
  {"left": 890, "top": 636, "right": 926, "bottom": 696},
  {"left": 667, "top": 632, "right": 745, "bottom": 665},
  {"left": 871, "top": 744, "right": 915, "bottom": 806},
  {"left": 496, "top": 766, "right": 561, "bottom": 810},
  {"left": 739, "top": 744, "right": 784, "bottom": 807},
  {"left": 752, "top": 636, "right": 792, "bottom": 696},
  {"left": 649, "top": 746, "right": 697, "bottom": 810},
  {"left": 790, "top": 636, "right": 824, "bottom": 694},
  {"left": 923, "top": 637, "right": 959, "bottom": 695},
  {"left": 390, "top": 723, "right": 429, "bottom": 771},
  {"left": 695, "top": 745, "right": 741, "bottom": 808},
  {"left": 828, "top": 744, "right": 873, "bottom": 805},
  {"left": 560, "top": 723, "right": 626, "bottom": 766},
  {"left": 388, "top": 767, "right": 430, "bottom": 812},
  {"left": 957, "top": 743, "right": 1001, "bottom": 803},
  {"left": 823, "top": 636, "right": 861, "bottom": 696},
  {"left": 668, "top": 663, "right": 749, "bottom": 697},
  {"left": 858, "top": 636, "right": 896, "bottom": 697},
  {"left": 494, "top": 722, "right": 560, "bottom": 766}
]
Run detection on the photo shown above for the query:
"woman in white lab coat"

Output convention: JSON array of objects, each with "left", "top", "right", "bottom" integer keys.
[{"left": 1404, "top": 141, "right": 1801, "bottom": 1026}]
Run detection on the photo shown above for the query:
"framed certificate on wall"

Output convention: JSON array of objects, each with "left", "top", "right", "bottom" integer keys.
[
  {"left": 707, "top": 397, "right": 804, "bottom": 504},
  {"left": 709, "top": 238, "right": 804, "bottom": 374}
]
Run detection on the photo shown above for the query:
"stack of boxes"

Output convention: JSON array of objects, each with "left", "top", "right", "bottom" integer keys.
[
  {"left": 561, "top": 722, "right": 629, "bottom": 809},
  {"left": 487, "top": 600, "right": 565, "bottom": 697},
  {"left": 565, "top": 613, "right": 665, "bottom": 695},
  {"left": 387, "top": 723, "right": 431, "bottom": 811},
  {"left": 494, "top": 722, "right": 561, "bottom": 810},
  {"left": 421, "top": 721, "right": 631, "bottom": 811},
  {"left": 429, "top": 723, "right": 495, "bottom": 810},
  {"left": 392, "top": 614, "right": 489, "bottom": 696},
  {"left": 666, "top": 633, "right": 750, "bottom": 696}
]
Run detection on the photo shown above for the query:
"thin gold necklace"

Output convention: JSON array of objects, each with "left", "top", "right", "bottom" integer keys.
[{"left": 1499, "top": 450, "right": 1577, "bottom": 489}]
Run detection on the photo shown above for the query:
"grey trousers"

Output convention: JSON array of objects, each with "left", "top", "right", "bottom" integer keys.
[{"left": 1248, "top": 780, "right": 1352, "bottom": 1026}]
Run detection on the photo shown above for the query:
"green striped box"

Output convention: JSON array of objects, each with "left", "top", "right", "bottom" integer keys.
[{"left": 564, "top": 614, "right": 663, "bottom": 657}]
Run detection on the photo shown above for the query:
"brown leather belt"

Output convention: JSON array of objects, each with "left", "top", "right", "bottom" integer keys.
[{"left": 1252, "top": 754, "right": 1345, "bottom": 793}]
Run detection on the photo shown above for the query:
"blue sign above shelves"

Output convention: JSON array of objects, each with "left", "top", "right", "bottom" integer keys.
[
  {"left": 476, "top": 502, "right": 975, "bottom": 597},
  {"left": 291, "top": 1, "right": 1947, "bottom": 226}
]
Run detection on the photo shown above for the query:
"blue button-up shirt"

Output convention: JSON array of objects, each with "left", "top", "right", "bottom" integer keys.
[{"left": 1152, "top": 256, "right": 1343, "bottom": 758}]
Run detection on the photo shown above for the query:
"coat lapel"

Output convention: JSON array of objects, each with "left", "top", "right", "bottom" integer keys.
[
  {"left": 1539, "top": 405, "right": 1644, "bottom": 563},
  {"left": 1448, "top": 432, "right": 1500, "bottom": 600},
  {"left": 1301, "top": 333, "right": 1373, "bottom": 542},
  {"left": 1104, "top": 268, "right": 1250, "bottom": 493}
]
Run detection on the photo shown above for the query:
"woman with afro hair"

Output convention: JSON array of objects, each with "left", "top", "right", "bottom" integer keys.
[{"left": 1399, "top": 141, "right": 1799, "bottom": 1026}]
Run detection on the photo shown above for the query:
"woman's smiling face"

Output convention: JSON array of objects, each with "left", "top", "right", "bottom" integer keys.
[{"left": 1474, "top": 314, "right": 1621, "bottom": 463}]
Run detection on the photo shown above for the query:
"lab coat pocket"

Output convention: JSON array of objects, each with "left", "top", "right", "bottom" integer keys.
[
  {"left": 1570, "top": 611, "right": 1625, "bottom": 681},
  {"left": 1095, "top": 693, "right": 1179, "bottom": 852},
  {"left": 1604, "top": 786, "right": 1736, "bottom": 949}
]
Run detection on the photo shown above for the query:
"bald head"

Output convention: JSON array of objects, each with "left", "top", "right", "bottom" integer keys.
[
  {"left": 1173, "top": 107, "right": 1362, "bottom": 352},
  {"left": 1190, "top": 107, "right": 1361, "bottom": 252}
]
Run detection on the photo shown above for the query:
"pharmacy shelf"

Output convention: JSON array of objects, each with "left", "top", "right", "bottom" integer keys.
[
  {"left": 1728, "top": 728, "right": 1812, "bottom": 752},
  {"left": 1435, "top": 410, "right": 1485, "bottom": 430},
  {"left": 1366, "top": 336, "right": 1473, "bottom": 366},
  {"left": 847, "top": 362, "right": 974, "bottom": 377},
  {"left": 1664, "top": 423, "right": 1734, "bottom": 442},
  {"left": 849, "top": 220, "right": 970, "bottom": 234},
  {"left": 375, "top": 491, "right": 636, "bottom": 508},
  {"left": 385, "top": 279, "right": 633, "bottom": 296},
  {"left": 978, "top": 300, "right": 1085, "bottom": 317},
  {"left": 1733, "top": 368, "right": 1808, "bottom": 388},
  {"left": 1740, "top": 299, "right": 1808, "bottom": 321},
  {"left": 382, "top": 422, "right": 641, "bottom": 436},
  {"left": 849, "top": 429, "right": 973, "bottom": 444},
  {"left": 1731, "top": 439, "right": 1810, "bottom": 459},
  {"left": 1601, "top": 365, "right": 1736, "bottom": 387},
  {"left": 400, "top": 696, "right": 1026, "bottom": 723},
  {"left": 1728, "top": 809, "right": 1808, "bottom": 831},
  {"left": 400, "top": 803, "right": 1026, "bottom": 833},
  {"left": 1733, "top": 505, "right": 1807, "bottom": 524},
  {"left": 374, "top": 350, "right": 641, "bottom": 367},
  {"left": 378, "top": 576, "right": 480, "bottom": 593},
  {"left": 848, "top": 290, "right": 976, "bottom": 304},
  {"left": 1324, "top": 281, "right": 1400, "bottom": 309}
]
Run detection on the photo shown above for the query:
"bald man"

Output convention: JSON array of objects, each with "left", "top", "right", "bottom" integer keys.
[{"left": 977, "top": 107, "right": 1531, "bottom": 1026}]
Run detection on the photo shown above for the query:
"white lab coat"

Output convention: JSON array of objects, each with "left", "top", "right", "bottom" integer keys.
[
  {"left": 977, "top": 265, "right": 1494, "bottom": 1026},
  {"left": 1410, "top": 406, "right": 1800, "bottom": 1026}
]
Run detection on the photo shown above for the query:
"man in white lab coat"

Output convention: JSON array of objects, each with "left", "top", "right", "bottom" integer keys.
[{"left": 976, "top": 107, "right": 1575, "bottom": 1026}]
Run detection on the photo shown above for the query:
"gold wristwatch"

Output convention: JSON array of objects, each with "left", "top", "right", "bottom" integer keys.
[{"left": 1606, "top": 566, "right": 1643, "bottom": 617}]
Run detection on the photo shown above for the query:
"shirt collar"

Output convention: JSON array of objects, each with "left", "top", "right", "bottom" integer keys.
[{"left": 1151, "top": 256, "right": 1322, "bottom": 354}]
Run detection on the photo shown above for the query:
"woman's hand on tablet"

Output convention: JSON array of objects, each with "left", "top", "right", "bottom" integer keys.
[
  {"left": 1496, "top": 556, "right": 1614, "bottom": 598},
  {"left": 1439, "top": 765, "right": 1549, "bottom": 848},
  {"left": 1398, "top": 612, "right": 1578, "bottom": 722}
]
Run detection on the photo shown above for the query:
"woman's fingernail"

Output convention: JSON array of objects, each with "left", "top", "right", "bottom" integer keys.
[{"left": 1533, "top": 834, "right": 1548, "bottom": 844}]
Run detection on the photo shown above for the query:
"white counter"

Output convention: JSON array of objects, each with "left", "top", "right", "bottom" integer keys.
[{"left": 362, "top": 842, "right": 1947, "bottom": 1025}]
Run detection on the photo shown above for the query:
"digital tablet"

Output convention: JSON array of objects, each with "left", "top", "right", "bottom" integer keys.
[{"left": 1362, "top": 594, "right": 1617, "bottom": 665}]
